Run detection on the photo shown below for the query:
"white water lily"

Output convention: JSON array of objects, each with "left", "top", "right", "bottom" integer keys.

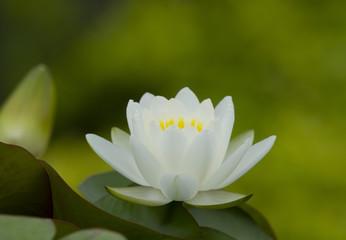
[{"left": 86, "top": 87, "right": 276, "bottom": 208}]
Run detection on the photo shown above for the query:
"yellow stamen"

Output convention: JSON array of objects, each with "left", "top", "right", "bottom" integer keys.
[
  {"left": 178, "top": 117, "right": 184, "bottom": 129},
  {"left": 197, "top": 122, "right": 203, "bottom": 132},
  {"left": 159, "top": 120, "right": 165, "bottom": 131},
  {"left": 166, "top": 118, "right": 175, "bottom": 128},
  {"left": 190, "top": 118, "right": 196, "bottom": 127},
  {"left": 159, "top": 117, "right": 203, "bottom": 132}
]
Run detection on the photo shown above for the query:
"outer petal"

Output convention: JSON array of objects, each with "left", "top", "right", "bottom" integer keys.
[
  {"left": 131, "top": 106, "right": 147, "bottom": 144},
  {"left": 106, "top": 186, "right": 171, "bottom": 206},
  {"left": 86, "top": 134, "right": 148, "bottom": 186},
  {"left": 215, "top": 96, "right": 234, "bottom": 121},
  {"left": 224, "top": 130, "right": 254, "bottom": 160},
  {"left": 175, "top": 87, "right": 200, "bottom": 112},
  {"left": 218, "top": 135, "right": 276, "bottom": 188},
  {"left": 160, "top": 173, "right": 199, "bottom": 201},
  {"left": 126, "top": 100, "right": 137, "bottom": 133},
  {"left": 139, "top": 92, "right": 155, "bottom": 109},
  {"left": 111, "top": 127, "right": 131, "bottom": 153},
  {"left": 147, "top": 121, "right": 163, "bottom": 155},
  {"left": 180, "top": 130, "right": 218, "bottom": 183},
  {"left": 214, "top": 96, "right": 235, "bottom": 165},
  {"left": 130, "top": 135, "right": 166, "bottom": 188},
  {"left": 185, "top": 190, "right": 252, "bottom": 209},
  {"left": 157, "top": 125, "right": 188, "bottom": 172},
  {"left": 200, "top": 138, "right": 252, "bottom": 190}
]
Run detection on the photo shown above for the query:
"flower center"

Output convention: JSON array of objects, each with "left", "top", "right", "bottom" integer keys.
[{"left": 159, "top": 117, "right": 203, "bottom": 132}]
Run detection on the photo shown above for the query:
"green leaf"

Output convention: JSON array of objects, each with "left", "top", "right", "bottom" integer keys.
[
  {"left": 0, "top": 142, "right": 52, "bottom": 217},
  {"left": 53, "top": 220, "right": 80, "bottom": 239},
  {"left": 0, "top": 64, "right": 55, "bottom": 157},
  {"left": 60, "top": 229, "right": 126, "bottom": 240},
  {"left": 79, "top": 171, "right": 132, "bottom": 203},
  {"left": 239, "top": 204, "right": 277, "bottom": 239},
  {"left": 189, "top": 206, "right": 273, "bottom": 240},
  {"left": 0, "top": 214, "right": 80, "bottom": 240},
  {"left": 0, "top": 214, "right": 55, "bottom": 240},
  {"left": 95, "top": 195, "right": 201, "bottom": 239},
  {"left": 40, "top": 161, "right": 202, "bottom": 240},
  {"left": 80, "top": 171, "right": 201, "bottom": 239},
  {"left": 201, "top": 227, "right": 236, "bottom": 240}
]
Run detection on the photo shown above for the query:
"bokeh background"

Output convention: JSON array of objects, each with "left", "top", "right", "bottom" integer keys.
[{"left": 1, "top": 0, "right": 346, "bottom": 239}]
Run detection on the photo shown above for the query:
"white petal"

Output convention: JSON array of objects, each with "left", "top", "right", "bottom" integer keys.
[
  {"left": 195, "top": 99, "right": 215, "bottom": 123},
  {"left": 185, "top": 190, "right": 252, "bottom": 209},
  {"left": 147, "top": 121, "right": 162, "bottom": 155},
  {"left": 111, "top": 127, "right": 131, "bottom": 153},
  {"left": 214, "top": 96, "right": 235, "bottom": 163},
  {"left": 106, "top": 186, "right": 171, "bottom": 206},
  {"left": 139, "top": 92, "right": 155, "bottom": 109},
  {"left": 224, "top": 130, "right": 254, "bottom": 160},
  {"left": 86, "top": 134, "right": 148, "bottom": 186},
  {"left": 162, "top": 99, "right": 188, "bottom": 119},
  {"left": 126, "top": 100, "right": 137, "bottom": 133},
  {"left": 150, "top": 96, "right": 168, "bottom": 118},
  {"left": 160, "top": 173, "right": 199, "bottom": 201},
  {"left": 180, "top": 130, "right": 218, "bottom": 183},
  {"left": 130, "top": 135, "right": 166, "bottom": 188},
  {"left": 157, "top": 126, "right": 188, "bottom": 172},
  {"left": 131, "top": 106, "right": 147, "bottom": 144},
  {"left": 215, "top": 96, "right": 234, "bottom": 120},
  {"left": 200, "top": 138, "right": 252, "bottom": 190},
  {"left": 181, "top": 125, "right": 198, "bottom": 143},
  {"left": 218, "top": 135, "right": 276, "bottom": 188},
  {"left": 175, "top": 87, "right": 200, "bottom": 111}
]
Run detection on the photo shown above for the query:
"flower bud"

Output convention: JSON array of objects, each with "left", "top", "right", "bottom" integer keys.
[{"left": 0, "top": 64, "right": 55, "bottom": 157}]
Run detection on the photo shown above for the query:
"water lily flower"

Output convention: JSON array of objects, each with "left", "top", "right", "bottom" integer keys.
[{"left": 86, "top": 87, "right": 276, "bottom": 208}]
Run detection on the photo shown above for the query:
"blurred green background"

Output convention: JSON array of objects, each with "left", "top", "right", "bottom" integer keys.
[{"left": 1, "top": 0, "right": 346, "bottom": 239}]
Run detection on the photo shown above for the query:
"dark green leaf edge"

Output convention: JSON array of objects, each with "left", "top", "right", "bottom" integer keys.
[
  {"left": 201, "top": 227, "right": 236, "bottom": 240},
  {"left": 0, "top": 142, "right": 53, "bottom": 217},
  {"left": 239, "top": 204, "right": 277, "bottom": 240}
]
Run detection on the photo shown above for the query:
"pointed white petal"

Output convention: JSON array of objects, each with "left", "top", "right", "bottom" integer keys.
[
  {"left": 200, "top": 138, "right": 252, "bottom": 190},
  {"left": 163, "top": 99, "right": 188, "bottom": 119},
  {"left": 175, "top": 87, "right": 200, "bottom": 111},
  {"left": 86, "top": 134, "right": 148, "bottom": 186},
  {"left": 215, "top": 96, "right": 234, "bottom": 120},
  {"left": 139, "top": 92, "right": 155, "bottom": 109},
  {"left": 130, "top": 136, "right": 166, "bottom": 188},
  {"left": 185, "top": 190, "right": 252, "bottom": 209},
  {"left": 196, "top": 99, "right": 215, "bottom": 123},
  {"left": 218, "top": 135, "right": 276, "bottom": 188},
  {"left": 150, "top": 96, "right": 168, "bottom": 118},
  {"left": 157, "top": 126, "right": 188, "bottom": 172},
  {"left": 106, "top": 186, "right": 171, "bottom": 206},
  {"left": 147, "top": 121, "right": 162, "bottom": 155},
  {"left": 126, "top": 100, "right": 136, "bottom": 133},
  {"left": 111, "top": 127, "right": 131, "bottom": 153},
  {"left": 224, "top": 130, "right": 254, "bottom": 160},
  {"left": 131, "top": 107, "right": 147, "bottom": 144},
  {"left": 214, "top": 96, "right": 235, "bottom": 163},
  {"left": 180, "top": 130, "right": 218, "bottom": 183},
  {"left": 160, "top": 173, "right": 199, "bottom": 201}
]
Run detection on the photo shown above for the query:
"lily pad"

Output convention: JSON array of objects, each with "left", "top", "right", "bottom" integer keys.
[
  {"left": 40, "top": 161, "right": 202, "bottom": 240},
  {"left": 0, "top": 214, "right": 80, "bottom": 240},
  {"left": 189, "top": 206, "right": 273, "bottom": 240},
  {"left": 80, "top": 171, "right": 202, "bottom": 239},
  {"left": 60, "top": 229, "right": 126, "bottom": 240},
  {"left": 0, "top": 142, "right": 52, "bottom": 217}
]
